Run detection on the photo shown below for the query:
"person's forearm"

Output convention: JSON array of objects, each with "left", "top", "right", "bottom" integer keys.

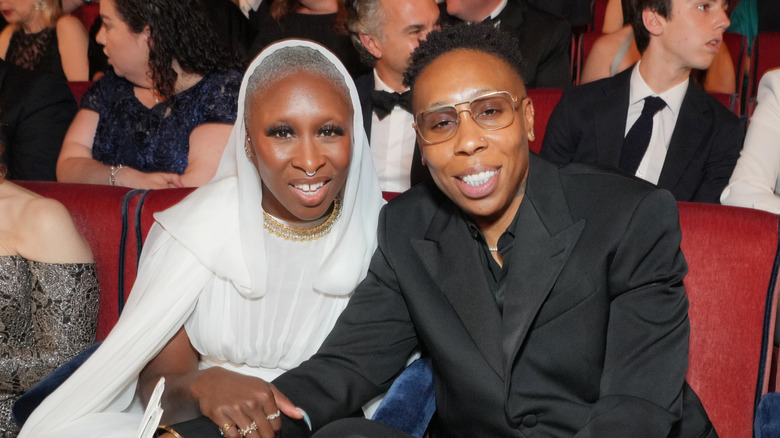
[
  {"left": 56, "top": 155, "right": 115, "bottom": 185},
  {"left": 140, "top": 367, "right": 203, "bottom": 425}
]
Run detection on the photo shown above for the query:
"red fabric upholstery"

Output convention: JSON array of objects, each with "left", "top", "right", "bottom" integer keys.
[
  {"left": 527, "top": 88, "right": 564, "bottom": 154},
  {"left": 14, "top": 182, "right": 132, "bottom": 340},
  {"left": 71, "top": 4, "right": 99, "bottom": 32},
  {"left": 67, "top": 81, "right": 93, "bottom": 106},
  {"left": 753, "top": 33, "right": 780, "bottom": 99},
  {"left": 679, "top": 202, "right": 780, "bottom": 438}
]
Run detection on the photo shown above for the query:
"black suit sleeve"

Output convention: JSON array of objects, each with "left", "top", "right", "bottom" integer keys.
[
  {"left": 575, "top": 189, "right": 690, "bottom": 437},
  {"left": 539, "top": 89, "right": 579, "bottom": 163},
  {"left": 530, "top": 13, "right": 572, "bottom": 90},
  {"left": 8, "top": 72, "right": 77, "bottom": 181},
  {"left": 690, "top": 110, "right": 744, "bottom": 204},
  {"left": 273, "top": 208, "right": 420, "bottom": 432}
]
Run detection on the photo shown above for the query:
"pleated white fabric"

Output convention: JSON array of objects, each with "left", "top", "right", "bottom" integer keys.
[{"left": 19, "top": 39, "right": 384, "bottom": 438}]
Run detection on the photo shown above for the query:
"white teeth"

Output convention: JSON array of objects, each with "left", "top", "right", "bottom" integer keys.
[
  {"left": 294, "top": 181, "right": 325, "bottom": 192},
  {"left": 461, "top": 170, "right": 497, "bottom": 187}
]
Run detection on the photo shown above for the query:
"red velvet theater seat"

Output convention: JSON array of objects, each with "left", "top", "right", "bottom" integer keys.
[
  {"left": 679, "top": 202, "right": 780, "bottom": 438},
  {"left": 14, "top": 181, "right": 132, "bottom": 340}
]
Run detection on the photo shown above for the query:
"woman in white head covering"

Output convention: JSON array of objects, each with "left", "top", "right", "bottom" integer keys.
[{"left": 19, "top": 39, "right": 384, "bottom": 438}]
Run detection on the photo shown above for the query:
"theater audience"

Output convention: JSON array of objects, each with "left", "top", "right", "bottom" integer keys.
[
  {"left": 0, "top": 58, "right": 77, "bottom": 181},
  {"left": 541, "top": 0, "right": 743, "bottom": 203},
  {"left": 56, "top": 0, "right": 242, "bottom": 189},
  {"left": 346, "top": 0, "right": 439, "bottom": 192},
  {"left": 581, "top": 0, "right": 735, "bottom": 94},
  {"left": 440, "top": 0, "right": 572, "bottom": 89},
  {"left": 0, "top": 148, "right": 99, "bottom": 436},
  {"left": 249, "top": 0, "right": 367, "bottom": 77},
  {"left": 721, "top": 70, "right": 780, "bottom": 213},
  {"left": 0, "top": 0, "right": 89, "bottom": 80},
  {"left": 20, "top": 40, "right": 384, "bottom": 438}
]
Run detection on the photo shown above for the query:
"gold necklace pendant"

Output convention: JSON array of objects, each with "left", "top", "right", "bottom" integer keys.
[{"left": 263, "top": 198, "right": 342, "bottom": 241}]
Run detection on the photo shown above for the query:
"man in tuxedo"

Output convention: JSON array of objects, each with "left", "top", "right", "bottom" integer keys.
[
  {"left": 441, "top": 0, "right": 572, "bottom": 90},
  {"left": 263, "top": 22, "right": 714, "bottom": 438},
  {"left": 0, "top": 59, "right": 77, "bottom": 180},
  {"left": 345, "top": 0, "right": 440, "bottom": 192},
  {"left": 540, "top": 0, "right": 743, "bottom": 203}
]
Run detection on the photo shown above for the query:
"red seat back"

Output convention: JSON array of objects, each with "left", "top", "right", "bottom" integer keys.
[
  {"left": 679, "top": 202, "right": 780, "bottom": 438},
  {"left": 753, "top": 32, "right": 780, "bottom": 98},
  {"left": 527, "top": 88, "right": 564, "bottom": 154},
  {"left": 67, "top": 81, "right": 93, "bottom": 106}
]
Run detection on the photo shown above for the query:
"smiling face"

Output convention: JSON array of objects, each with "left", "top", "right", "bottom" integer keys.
[
  {"left": 95, "top": 0, "right": 151, "bottom": 86},
  {"left": 246, "top": 70, "right": 353, "bottom": 224},
  {"left": 413, "top": 49, "right": 534, "bottom": 229},
  {"left": 650, "top": 0, "right": 729, "bottom": 71}
]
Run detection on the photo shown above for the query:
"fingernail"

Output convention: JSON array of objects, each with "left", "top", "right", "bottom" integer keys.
[{"left": 296, "top": 408, "right": 312, "bottom": 431}]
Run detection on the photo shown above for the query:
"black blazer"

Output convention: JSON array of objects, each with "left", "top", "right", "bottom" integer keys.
[
  {"left": 355, "top": 73, "right": 430, "bottom": 188},
  {"left": 540, "top": 67, "right": 744, "bottom": 203},
  {"left": 275, "top": 155, "right": 715, "bottom": 437},
  {"left": 0, "top": 60, "right": 77, "bottom": 181},
  {"left": 440, "top": 0, "right": 572, "bottom": 90}
]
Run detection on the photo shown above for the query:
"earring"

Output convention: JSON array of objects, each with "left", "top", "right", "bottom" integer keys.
[
  {"left": 528, "top": 129, "right": 536, "bottom": 141},
  {"left": 244, "top": 137, "right": 253, "bottom": 160},
  {"left": 34, "top": 0, "right": 46, "bottom": 10}
]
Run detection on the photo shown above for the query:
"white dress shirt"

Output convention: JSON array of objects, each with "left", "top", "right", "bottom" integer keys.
[
  {"left": 370, "top": 70, "right": 417, "bottom": 192},
  {"left": 721, "top": 70, "right": 780, "bottom": 213},
  {"left": 626, "top": 62, "right": 688, "bottom": 185}
]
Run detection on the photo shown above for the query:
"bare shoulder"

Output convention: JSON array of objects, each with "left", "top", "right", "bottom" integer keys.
[
  {"left": 17, "top": 193, "right": 94, "bottom": 263},
  {"left": 55, "top": 14, "right": 88, "bottom": 36}
]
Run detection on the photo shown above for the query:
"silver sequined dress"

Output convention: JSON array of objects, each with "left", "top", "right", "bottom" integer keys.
[{"left": 0, "top": 256, "right": 99, "bottom": 437}]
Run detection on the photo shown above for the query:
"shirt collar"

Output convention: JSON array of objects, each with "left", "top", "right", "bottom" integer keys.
[
  {"left": 373, "top": 68, "right": 409, "bottom": 93},
  {"left": 629, "top": 61, "right": 688, "bottom": 117},
  {"left": 488, "top": 0, "right": 509, "bottom": 20}
]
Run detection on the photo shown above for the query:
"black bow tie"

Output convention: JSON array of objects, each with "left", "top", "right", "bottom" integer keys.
[{"left": 371, "top": 89, "right": 412, "bottom": 120}]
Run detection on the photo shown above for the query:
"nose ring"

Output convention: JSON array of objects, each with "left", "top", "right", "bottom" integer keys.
[{"left": 305, "top": 170, "right": 316, "bottom": 177}]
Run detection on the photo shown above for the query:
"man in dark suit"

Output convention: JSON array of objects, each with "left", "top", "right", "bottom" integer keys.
[
  {"left": 540, "top": 0, "right": 742, "bottom": 203},
  {"left": 441, "top": 0, "right": 572, "bottom": 90},
  {"left": 260, "top": 22, "right": 714, "bottom": 438},
  {"left": 345, "top": 0, "right": 440, "bottom": 192},
  {"left": 0, "top": 59, "right": 77, "bottom": 180}
]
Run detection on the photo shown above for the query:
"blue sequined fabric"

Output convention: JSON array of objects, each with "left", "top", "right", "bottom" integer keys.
[{"left": 83, "top": 68, "right": 241, "bottom": 174}]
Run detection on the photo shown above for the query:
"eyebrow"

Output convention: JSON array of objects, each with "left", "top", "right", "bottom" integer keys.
[{"left": 428, "top": 88, "right": 497, "bottom": 108}]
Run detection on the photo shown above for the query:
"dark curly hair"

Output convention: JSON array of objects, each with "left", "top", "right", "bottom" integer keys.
[
  {"left": 114, "top": 0, "right": 243, "bottom": 99},
  {"left": 403, "top": 22, "right": 524, "bottom": 90}
]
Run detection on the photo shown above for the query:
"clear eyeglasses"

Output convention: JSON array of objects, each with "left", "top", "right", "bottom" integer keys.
[{"left": 413, "top": 91, "right": 523, "bottom": 144}]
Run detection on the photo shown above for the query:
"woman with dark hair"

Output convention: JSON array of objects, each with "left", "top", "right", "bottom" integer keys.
[
  {"left": 249, "top": 0, "right": 367, "bottom": 77},
  {"left": 0, "top": 0, "right": 89, "bottom": 80},
  {"left": 56, "top": 0, "right": 243, "bottom": 189},
  {"left": 0, "top": 143, "right": 99, "bottom": 436}
]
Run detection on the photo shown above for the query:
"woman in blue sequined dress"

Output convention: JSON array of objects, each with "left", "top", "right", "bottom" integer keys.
[{"left": 56, "top": 0, "right": 243, "bottom": 189}]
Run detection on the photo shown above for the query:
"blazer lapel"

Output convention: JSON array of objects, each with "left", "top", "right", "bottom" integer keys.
[
  {"left": 657, "top": 82, "right": 711, "bottom": 190},
  {"left": 501, "top": 156, "right": 585, "bottom": 375},
  {"left": 411, "top": 201, "right": 504, "bottom": 379},
  {"left": 594, "top": 68, "right": 632, "bottom": 167},
  {"left": 355, "top": 73, "right": 374, "bottom": 138}
]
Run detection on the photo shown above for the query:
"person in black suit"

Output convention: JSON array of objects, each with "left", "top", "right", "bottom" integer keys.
[
  {"left": 346, "top": 0, "right": 440, "bottom": 192},
  {"left": 540, "top": 0, "right": 742, "bottom": 204},
  {"left": 206, "top": 22, "right": 710, "bottom": 438},
  {"left": 0, "top": 59, "right": 77, "bottom": 181},
  {"left": 441, "top": 0, "right": 572, "bottom": 90}
]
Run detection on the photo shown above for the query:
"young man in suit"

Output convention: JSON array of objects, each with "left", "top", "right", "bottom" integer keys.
[
  {"left": 540, "top": 0, "right": 743, "bottom": 203},
  {"left": 441, "top": 0, "right": 572, "bottom": 90},
  {"left": 345, "top": 0, "right": 440, "bottom": 192},
  {"left": 254, "top": 22, "right": 713, "bottom": 438}
]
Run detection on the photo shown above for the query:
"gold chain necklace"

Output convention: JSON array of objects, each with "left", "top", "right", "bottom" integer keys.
[{"left": 262, "top": 198, "right": 342, "bottom": 241}]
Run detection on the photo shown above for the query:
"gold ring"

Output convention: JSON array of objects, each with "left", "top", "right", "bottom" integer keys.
[
  {"left": 239, "top": 421, "right": 258, "bottom": 437},
  {"left": 220, "top": 423, "right": 235, "bottom": 437},
  {"left": 266, "top": 409, "right": 281, "bottom": 421}
]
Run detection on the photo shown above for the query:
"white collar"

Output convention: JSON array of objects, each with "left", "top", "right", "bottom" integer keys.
[
  {"left": 373, "top": 69, "right": 410, "bottom": 93},
  {"left": 488, "top": 0, "right": 509, "bottom": 20},
  {"left": 629, "top": 61, "right": 688, "bottom": 117}
]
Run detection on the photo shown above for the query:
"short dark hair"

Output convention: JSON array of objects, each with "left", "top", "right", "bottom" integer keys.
[
  {"left": 114, "top": 0, "right": 242, "bottom": 99},
  {"left": 403, "top": 22, "right": 524, "bottom": 91},
  {"left": 628, "top": 0, "right": 671, "bottom": 53}
]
